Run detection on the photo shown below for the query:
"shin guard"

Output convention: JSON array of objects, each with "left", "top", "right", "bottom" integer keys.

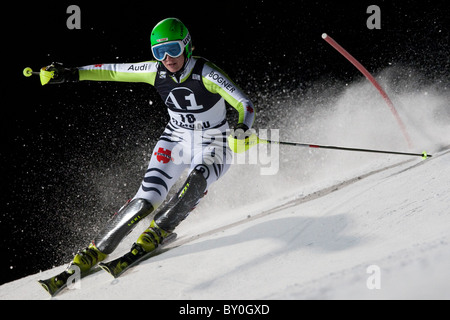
[
  {"left": 154, "top": 169, "right": 207, "bottom": 233},
  {"left": 94, "top": 199, "right": 155, "bottom": 254}
]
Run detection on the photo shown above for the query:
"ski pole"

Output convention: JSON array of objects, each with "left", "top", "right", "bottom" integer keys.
[{"left": 257, "top": 137, "right": 432, "bottom": 159}]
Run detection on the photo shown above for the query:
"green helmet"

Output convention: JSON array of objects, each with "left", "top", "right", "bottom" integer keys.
[{"left": 150, "top": 18, "right": 193, "bottom": 60}]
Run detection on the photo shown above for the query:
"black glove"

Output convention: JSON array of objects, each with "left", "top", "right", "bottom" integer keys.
[
  {"left": 232, "top": 123, "right": 250, "bottom": 140},
  {"left": 45, "top": 62, "right": 79, "bottom": 84}
]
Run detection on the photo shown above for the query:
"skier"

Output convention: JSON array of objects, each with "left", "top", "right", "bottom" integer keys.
[{"left": 43, "top": 18, "right": 256, "bottom": 275}]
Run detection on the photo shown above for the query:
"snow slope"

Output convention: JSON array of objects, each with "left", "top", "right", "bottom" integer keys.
[
  {"left": 2, "top": 65, "right": 450, "bottom": 300},
  {"left": 1, "top": 147, "right": 449, "bottom": 300}
]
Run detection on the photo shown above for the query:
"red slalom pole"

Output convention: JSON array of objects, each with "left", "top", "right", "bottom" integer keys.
[{"left": 322, "top": 33, "right": 413, "bottom": 149}]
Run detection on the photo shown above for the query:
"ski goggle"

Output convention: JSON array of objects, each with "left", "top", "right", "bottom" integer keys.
[{"left": 152, "top": 40, "right": 185, "bottom": 61}]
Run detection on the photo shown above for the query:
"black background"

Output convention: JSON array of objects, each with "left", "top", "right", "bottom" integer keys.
[{"left": 1, "top": 1, "right": 448, "bottom": 285}]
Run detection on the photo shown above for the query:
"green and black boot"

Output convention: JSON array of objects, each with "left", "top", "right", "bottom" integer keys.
[
  {"left": 99, "top": 220, "right": 175, "bottom": 278},
  {"left": 136, "top": 220, "right": 171, "bottom": 253},
  {"left": 38, "top": 243, "right": 107, "bottom": 296},
  {"left": 72, "top": 243, "right": 108, "bottom": 273}
]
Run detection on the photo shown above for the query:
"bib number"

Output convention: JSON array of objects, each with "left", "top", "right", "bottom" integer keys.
[{"left": 180, "top": 114, "right": 196, "bottom": 124}]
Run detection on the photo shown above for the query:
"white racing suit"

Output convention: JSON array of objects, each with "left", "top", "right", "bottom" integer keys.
[{"left": 77, "top": 57, "right": 255, "bottom": 253}]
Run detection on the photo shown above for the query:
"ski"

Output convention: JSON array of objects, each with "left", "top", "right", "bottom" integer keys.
[
  {"left": 38, "top": 265, "right": 83, "bottom": 297},
  {"left": 99, "top": 233, "right": 177, "bottom": 278},
  {"left": 38, "top": 271, "right": 70, "bottom": 297}
]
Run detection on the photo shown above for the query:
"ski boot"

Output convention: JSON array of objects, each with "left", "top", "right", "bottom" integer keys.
[
  {"left": 136, "top": 220, "right": 171, "bottom": 253},
  {"left": 99, "top": 221, "right": 176, "bottom": 278},
  {"left": 38, "top": 243, "right": 107, "bottom": 297},
  {"left": 72, "top": 243, "right": 108, "bottom": 273}
]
